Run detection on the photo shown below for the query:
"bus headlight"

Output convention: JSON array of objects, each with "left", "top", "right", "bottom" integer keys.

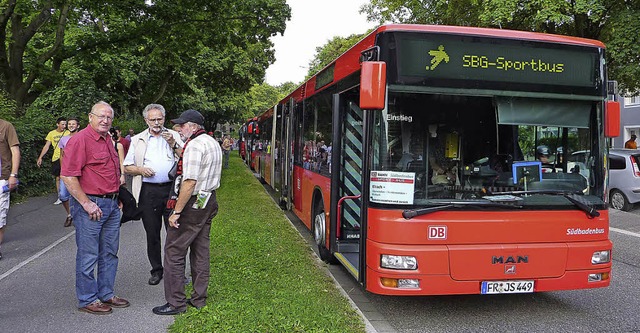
[
  {"left": 381, "top": 254, "right": 417, "bottom": 270},
  {"left": 591, "top": 250, "right": 610, "bottom": 264}
]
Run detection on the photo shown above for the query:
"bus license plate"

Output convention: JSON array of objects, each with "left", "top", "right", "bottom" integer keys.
[{"left": 481, "top": 280, "right": 534, "bottom": 294}]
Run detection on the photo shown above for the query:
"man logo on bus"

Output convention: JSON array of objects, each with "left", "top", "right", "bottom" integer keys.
[
  {"left": 427, "top": 45, "right": 449, "bottom": 70},
  {"left": 505, "top": 265, "right": 516, "bottom": 274}
]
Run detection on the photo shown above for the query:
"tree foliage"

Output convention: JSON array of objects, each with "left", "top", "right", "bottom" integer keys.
[
  {"left": 0, "top": 0, "right": 290, "bottom": 196},
  {"left": 0, "top": 0, "right": 291, "bottom": 117},
  {"left": 306, "top": 33, "right": 370, "bottom": 79},
  {"left": 233, "top": 81, "right": 299, "bottom": 122},
  {"left": 360, "top": 0, "right": 640, "bottom": 95}
]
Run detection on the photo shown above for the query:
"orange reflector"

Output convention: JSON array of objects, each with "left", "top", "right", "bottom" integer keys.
[
  {"left": 380, "top": 277, "right": 398, "bottom": 288},
  {"left": 602, "top": 272, "right": 610, "bottom": 281}
]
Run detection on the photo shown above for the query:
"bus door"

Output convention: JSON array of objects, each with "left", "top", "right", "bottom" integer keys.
[
  {"left": 330, "top": 89, "right": 365, "bottom": 281},
  {"left": 283, "top": 99, "right": 296, "bottom": 210},
  {"left": 278, "top": 101, "right": 293, "bottom": 209}
]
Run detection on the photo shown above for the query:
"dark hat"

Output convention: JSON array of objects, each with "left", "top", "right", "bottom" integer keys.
[
  {"left": 632, "top": 134, "right": 637, "bottom": 138},
  {"left": 171, "top": 109, "right": 204, "bottom": 126}
]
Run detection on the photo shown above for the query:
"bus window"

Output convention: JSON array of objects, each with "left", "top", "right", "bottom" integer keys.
[
  {"left": 370, "top": 91, "right": 601, "bottom": 206},
  {"left": 308, "top": 92, "right": 333, "bottom": 175}
]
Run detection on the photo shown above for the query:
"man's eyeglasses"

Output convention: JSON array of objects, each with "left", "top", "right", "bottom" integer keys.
[
  {"left": 90, "top": 112, "right": 114, "bottom": 121},
  {"left": 146, "top": 117, "right": 164, "bottom": 123}
]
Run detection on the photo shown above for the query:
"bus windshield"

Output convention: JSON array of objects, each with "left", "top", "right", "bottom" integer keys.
[{"left": 370, "top": 91, "right": 605, "bottom": 208}]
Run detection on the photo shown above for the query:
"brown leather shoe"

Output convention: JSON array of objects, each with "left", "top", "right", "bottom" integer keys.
[
  {"left": 103, "top": 296, "right": 130, "bottom": 308},
  {"left": 79, "top": 300, "right": 112, "bottom": 315},
  {"left": 64, "top": 215, "right": 73, "bottom": 227}
]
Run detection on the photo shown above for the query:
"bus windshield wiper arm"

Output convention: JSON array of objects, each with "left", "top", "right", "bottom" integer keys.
[
  {"left": 403, "top": 205, "right": 455, "bottom": 219},
  {"left": 563, "top": 193, "right": 600, "bottom": 218},
  {"left": 402, "top": 201, "right": 522, "bottom": 219},
  {"left": 490, "top": 189, "right": 599, "bottom": 218}
]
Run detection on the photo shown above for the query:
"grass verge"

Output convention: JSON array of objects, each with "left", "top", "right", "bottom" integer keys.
[{"left": 170, "top": 154, "right": 365, "bottom": 333}]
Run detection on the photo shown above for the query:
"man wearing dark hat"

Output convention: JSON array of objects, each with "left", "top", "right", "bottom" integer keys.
[
  {"left": 152, "top": 109, "right": 222, "bottom": 315},
  {"left": 625, "top": 134, "right": 637, "bottom": 149}
]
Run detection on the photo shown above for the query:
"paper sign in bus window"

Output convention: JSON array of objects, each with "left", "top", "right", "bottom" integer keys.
[{"left": 370, "top": 171, "right": 415, "bottom": 205}]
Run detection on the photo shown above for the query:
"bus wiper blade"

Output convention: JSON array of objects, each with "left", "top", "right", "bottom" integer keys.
[
  {"left": 402, "top": 201, "right": 522, "bottom": 219},
  {"left": 403, "top": 205, "right": 454, "bottom": 219},
  {"left": 489, "top": 189, "right": 599, "bottom": 218},
  {"left": 563, "top": 193, "right": 600, "bottom": 218}
]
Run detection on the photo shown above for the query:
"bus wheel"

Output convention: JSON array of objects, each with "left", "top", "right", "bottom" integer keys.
[
  {"left": 313, "top": 202, "right": 334, "bottom": 263},
  {"left": 610, "top": 189, "right": 632, "bottom": 211}
]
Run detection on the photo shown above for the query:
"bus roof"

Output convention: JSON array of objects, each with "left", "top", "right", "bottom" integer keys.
[
  {"left": 377, "top": 24, "right": 605, "bottom": 48},
  {"left": 278, "top": 24, "right": 605, "bottom": 103}
]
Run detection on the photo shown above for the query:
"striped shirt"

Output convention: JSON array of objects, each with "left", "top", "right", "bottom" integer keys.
[{"left": 182, "top": 133, "right": 222, "bottom": 193}]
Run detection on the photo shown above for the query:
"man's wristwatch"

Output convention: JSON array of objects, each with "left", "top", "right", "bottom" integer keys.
[
  {"left": 173, "top": 211, "right": 181, "bottom": 215},
  {"left": 10, "top": 173, "right": 18, "bottom": 178}
]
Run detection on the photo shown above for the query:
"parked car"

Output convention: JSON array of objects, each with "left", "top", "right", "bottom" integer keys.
[{"left": 608, "top": 149, "right": 640, "bottom": 211}]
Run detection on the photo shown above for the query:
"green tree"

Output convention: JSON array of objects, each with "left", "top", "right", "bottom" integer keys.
[
  {"left": 0, "top": 0, "right": 291, "bottom": 197},
  {"left": 361, "top": 0, "right": 640, "bottom": 95},
  {"left": 306, "top": 33, "right": 370, "bottom": 79},
  {"left": 0, "top": 0, "right": 292, "bottom": 116}
]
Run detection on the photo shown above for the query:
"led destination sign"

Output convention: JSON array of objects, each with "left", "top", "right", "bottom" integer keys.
[{"left": 396, "top": 35, "right": 599, "bottom": 87}]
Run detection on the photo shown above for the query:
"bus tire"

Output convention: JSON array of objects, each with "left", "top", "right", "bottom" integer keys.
[{"left": 313, "top": 200, "right": 335, "bottom": 263}]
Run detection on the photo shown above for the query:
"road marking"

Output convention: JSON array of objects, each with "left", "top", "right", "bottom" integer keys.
[
  {"left": 610, "top": 227, "right": 640, "bottom": 238},
  {"left": 0, "top": 231, "right": 75, "bottom": 282}
]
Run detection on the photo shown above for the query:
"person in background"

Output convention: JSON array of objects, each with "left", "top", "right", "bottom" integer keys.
[
  {"left": 58, "top": 117, "right": 80, "bottom": 227},
  {"left": 125, "top": 128, "right": 135, "bottom": 141},
  {"left": 536, "top": 145, "right": 556, "bottom": 173},
  {"left": 239, "top": 137, "right": 246, "bottom": 160},
  {"left": 114, "top": 127, "right": 130, "bottom": 156},
  {"left": 61, "top": 101, "right": 129, "bottom": 315},
  {"left": 124, "top": 104, "right": 183, "bottom": 286},
  {"left": 0, "top": 118, "right": 20, "bottom": 260},
  {"left": 109, "top": 127, "right": 126, "bottom": 186},
  {"left": 152, "top": 109, "right": 221, "bottom": 315},
  {"left": 37, "top": 117, "right": 69, "bottom": 205},
  {"left": 625, "top": 134, "right": 637, "bottom": 149},
  {"left": 221, "top": 134, "right": 231, "bottom": 168},
  {"left": 536, "top": 145, "right": 551, "bottom": 164}
]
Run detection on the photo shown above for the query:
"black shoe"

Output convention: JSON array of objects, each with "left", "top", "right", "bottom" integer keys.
[
  {"left": 152, "top": 303, "right": 185, "bottom": 315},
  {"left": 148, "top": 273, "right": 162, "bottom": 285},
  {"left": 186, "top": 299, "right": 204, "bottom": 309}
]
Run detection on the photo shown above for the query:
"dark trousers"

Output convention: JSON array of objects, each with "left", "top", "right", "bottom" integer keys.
[
  {"left": 139, "top": 182, "right": 172, "bottom": 276},
  {"left": 164, "top": 192, "right": 218, "bottom": 309}
]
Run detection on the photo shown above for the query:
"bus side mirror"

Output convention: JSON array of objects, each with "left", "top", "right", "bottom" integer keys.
[
  {"left": 605, "top": 100, "right": 620, "bottom": 138},
  {"left": 360, "top": 61, "right": 386, "bottom": 110}
]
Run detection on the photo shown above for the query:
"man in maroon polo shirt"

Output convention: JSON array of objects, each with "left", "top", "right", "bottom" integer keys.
[{"left": 61, "top": 101, "right": 130, "bottom": 315}]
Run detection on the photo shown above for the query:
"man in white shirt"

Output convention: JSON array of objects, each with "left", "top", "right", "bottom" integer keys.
[{"left": 123, "top": 104, "right": 183, "bottom": 285}]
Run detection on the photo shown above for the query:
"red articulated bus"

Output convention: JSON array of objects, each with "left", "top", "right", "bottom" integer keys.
[{"left": 252, "top": 24, "right": 620, "bottom": 295}]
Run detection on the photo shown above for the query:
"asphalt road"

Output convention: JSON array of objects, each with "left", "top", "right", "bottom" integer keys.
[
  {"left": 0, "top": 194, "right": 173, "bottom": 332},
  {"left": 4, "top": 189, "right": 640, "bottom": 333}
]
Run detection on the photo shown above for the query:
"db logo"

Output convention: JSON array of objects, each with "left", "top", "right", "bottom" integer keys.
[{"left": 428, "top": 226, "right": 447, "bottom": 240}]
